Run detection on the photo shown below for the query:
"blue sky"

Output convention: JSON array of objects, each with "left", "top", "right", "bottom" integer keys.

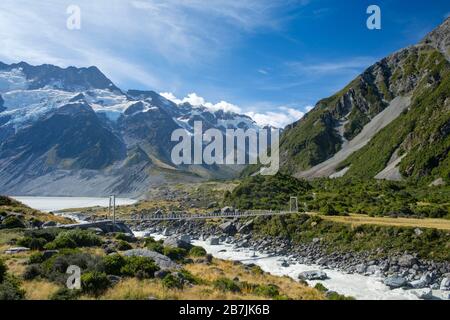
[{"left": 0, "top": 0, "right": 449, "bottom": 127}]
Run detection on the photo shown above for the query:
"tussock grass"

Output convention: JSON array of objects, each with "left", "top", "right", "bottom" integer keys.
[{"left": 22, "top": 280, "right": 60, "bottom": 300}]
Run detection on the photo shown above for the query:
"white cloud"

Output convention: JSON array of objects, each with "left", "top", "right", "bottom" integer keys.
[
  {"left": 246, "top": 107, "right": 304, "bottom": 128},
  {"left": 305, "top": 105, "right": 314, "bottom": 112},
  {"left": 287, "top": 57, "right": 375, "bottom": 76},
  {"left": 160, "top": 92, "right": 242, "bottom": 113}
]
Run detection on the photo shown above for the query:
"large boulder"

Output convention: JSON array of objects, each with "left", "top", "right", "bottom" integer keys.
[
  {"left": 219, "top": 221, "right": 237, "bottom": 236},
  {"left": 209, "top": 237, "right": 220, "bottom": 245},
  {"left": 163, "top": 236, "right": 192, "bottom": 250},
  {"left": 440, "top": 277, "right": 450, "bottom": 291},
  {"left": 298, "top": 270, "right": 328, "bottom": 281},
  {"left": 409, "top": 273, "right": 432, "bottom": 289},
  {"left": 238, "top": 220, "right": 254, "bottom": 234},
  {"left": 412, "top": 288, "right": 433, "bottom": 300},
  {"left": 384, "top": 275, "right": 408, "bottom": 289},
  {"left": 123, "top": 249, "right": 181, "bottom": 270},
  {"left": 221, "top": 207, "right": 234, "bottom": 214}
]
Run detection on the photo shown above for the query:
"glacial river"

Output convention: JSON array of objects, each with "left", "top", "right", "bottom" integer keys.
[{"left": 10, "top": 196, "right": 448, "bottom": 300}]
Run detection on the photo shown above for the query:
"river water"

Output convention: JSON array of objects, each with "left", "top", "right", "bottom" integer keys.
[
  {"left": 10, "top": 196, "right": 137, "bottom": 212},
  {"left": 10, "top": 196, "right": 448, "bottom": 300}
]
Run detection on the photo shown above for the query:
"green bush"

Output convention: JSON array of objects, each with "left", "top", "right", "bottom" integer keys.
[
  {"left": 0, "top": 276, "right": 25, "bottom": 300},
  {"left": 163, "top": 247, "right": 187, "bottom": 261},
  {"left": 50, "top": 287, "right": 81, "bottom": 300},
  {"left": 1, "top": 216, "right": 26, "bottom": 229},
  {"left": 42, "top": 251, "right": 103, "bottom": 284},
  {"left": 28, "top": 252, "right": 45, "bottom": 264},
  {"left": 81, "top": 271, "right": 111, "bottom": 296},
  {"left": 17, "top": 237, "right": 48, "bottom": 250},
  {"left": 213, "top": 277, "right": 241, "bottom": 293},
  {"left": 23, "top": 264, "right": 42, "bottom": 280},
  {"left": 253, "top": 284, "right": 280, "bottom": 298},
  {"left": 0, "top": 259, "right": 6, "bottom": 283},
  {"left": 120, "top": 256, "right": 159, "bottom": 279},
  {"left": 115, "top": 233, "right": 136, "bottom": 243},
  {"left": 314, "top": 283, "right": 328, "bottom": 293},
  {"left": 147, "top": 241, "right": 164, "bottom": 254},
  {"left": 103, "top": 254, "right": 127, "bottom": 276},
  {"left": 189, "top": 246, "right": 207, "bottom": 257},
  {"left": 162, "top": 274, "right": 184, "bottom": 289},
  {"left": 116, "top": 240, "right": 132, "bottom": 251},
  {"left": 45, "top": 229, "right": 102, "bottom": 249}
]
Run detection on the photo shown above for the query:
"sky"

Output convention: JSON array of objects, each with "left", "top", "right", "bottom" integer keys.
[{"left": 0, "top": 0, "right": 449, "bottom": 127}]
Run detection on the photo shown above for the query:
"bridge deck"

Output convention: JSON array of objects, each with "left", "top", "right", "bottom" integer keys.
[{"left": 118, "top": 210, "right": 298, "bottom": 222}]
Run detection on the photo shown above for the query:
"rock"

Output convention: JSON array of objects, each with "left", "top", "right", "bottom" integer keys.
[
  {"left": 123, "top": 249, "right": 181, "bottom": 270},
  {"left": 163, "top": 236, "right": 192, "bottom": 250},
  {"left": 42, "top": 250, "right": 59, "bottom": 260},
  {"left": 238, "top": 220, "right": 253, "bottom": 234},
  {"left": 162, "top": 228, "right": 172, "bottom": 236},
  {"left": 154, "top": 270, "right": 169, "bottom": 279},
  {"left": 384, "top": 275, "right": 408, "bottom": 289},
  {"left": 4, "top": 247, "right": 30, "bottom": 254},
  {"left": 412, "top": 288, "right": 433, "bottom": 300},
  {"left": 107, "top": 275, "right": 122, "bottom": 284},
  {"left": 207, "top": 202, "right": 218, "bottom": 209},
  {"left": 414, "top": 228, "right": 423, "bottom": 236},
  {"left": 281, "top": 260, "right": 289, "bottom": 268},
  {"left": 440, "top": 277, "right": 450, "bottom": 291},
  {"left": 180, "top": 235, "right": 191, "bottom": 244},
  {"left": 356, "top": 264, "right": 366, "bottom": 274},
  {"left": 298, "top": 270, "right": 328, "bottom": 281},
  {"left": 409, "top": 273, "right": 432, "bottom": 289},
  {"left": 42, "top": 221, "right": 57, "bottom": 227},
  {"left": 209, "top": 237, "right": 220, "bottom": 245},
  {"left": 398, "top": 254, "right": 418, "bottom": 268},
  {"left": 221, "top": 206, "right": 234, "bottom": 214},
  {"left": 219, "top": 221, "right": 237, "bottom": 235}
]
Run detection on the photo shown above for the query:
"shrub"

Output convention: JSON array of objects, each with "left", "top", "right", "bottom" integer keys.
[
  {"left": 213, "top": 278, "right": 241, "bottom": 293},
  {"left": 320, "top": 204, "right": 340, "bottom": 216},
  {"left": 28, "top": 252, "right": 45, "bottom": 264},
  {"left": 81, "top": 271, "right": 111, "bottom": 296},
  {"left": 0, "top": 259, "right": 6, "bottom": 283},
  {"left": 0, "top": 276, "right": 25, "bottom": 300},
  {"left": 189, "top": 246, "right": 207, "bottom": 257},
  {"left": 163, "top": 247, "right": 187, "bottom": 261},
  {"left": 146, "top": 241, "right": 164, "bottom": 254},
  {"left": 253, "top": 284, "right": 280, "bottom": 298},
  {"left": 120, "top": 256, "right": 159, "bottom": 279},
  {"left": 17, "top": 237, "right": 48, "bottom": 250},
  {"left": 115, "top": 233, "right": 136, "bottom": 243},
  {"left": 42, "top": 251, "right": 103, "bottom": 284},
  {"left": 116, "top": 240, "right": 132, "bottom": 251},
  {"left": 103, "top": 254, "right": 126, "bottom": 276},
  {"left": 24, "top": 228, "right": 61, "bottom": 242},
  {"left": 23, "top": 264, "right": 42, "bottom": 280},
  {"left": 314, "top": 283, "right": 328, "bottom": 293},
  {"left": 162, "top": 274, "right": 184, "bottom": 289},
  {"left": 45, "top": 229, "right": 102, "bottom": 249},
  {"left": 1, "top": 216, "right": 26, "bottom": 229},
  {"left": 50, "top": 287, "right": 80, "bottom": 300}
]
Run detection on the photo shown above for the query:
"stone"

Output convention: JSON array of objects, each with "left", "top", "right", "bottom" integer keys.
[
  {"left": 219, "top": 221, "right": 237, "bottom": 235},
  {"left": 107, "top": 275, "right": 122, "bottom": 284},
  {"left": 154, "top": 270, "right": 169, "bottom": 279},
  {"left": 398, "top": 254, "right": 418, "bottom": 268},
  {"left": 42, "top": 250, "right": 59, "bottom": 260},
  {"left": 412, "top": 288, "right": 433, "bottom": 300},
  {"left": 238, "top": 220, "right": 253, "bottom": 234},
  {"left": 209, "top": 237, "right": 220, "bottom": 245},
  {"left": 4, "top": 247, "right": 30, "bottom": 254},
  {"left": 414, "top": 228, "right": 423, "bottom": 236},
  {"left": 163, "top": 236, "right": 192, "bottom": 250},
  {"left": 440, "top": 277, "right": 450, "bottom": 291},
  {"left": 384, "top": 275, "right": 408, "bottom": 289},
  {"left": 123, "top": 249, "right": 181, "bottom": 270},
  {"left": 298, "top": 270, "right": 328, "bottom": 281},
  {"left": 42, "top": 221, "right": 57, "bottom": 227},
  {"left": 221, "top": 206, "right": 234, "bottom": 214},
  {"left": 281, "top": 260, "right": 289, "bottom": 268},
  {"left": 162, "top": 228, "right": 172, "bottom": 236},
  {"left": 180, "top": 235, "right": 191, "bottom": 244}
]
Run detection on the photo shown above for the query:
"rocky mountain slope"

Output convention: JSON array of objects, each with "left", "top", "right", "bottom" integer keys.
[
  {"left": 279, "top": 17, "right": 450, "bottom": 184},
  {"left": 0, "top": 62, "right": 259, "bottom": 197}
]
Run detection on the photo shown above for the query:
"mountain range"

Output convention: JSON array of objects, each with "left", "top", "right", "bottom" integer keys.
[
  {"left": 0, "top": 62, "right": 258, "bottom": 197},
  {"left": 1, "top": 18, "right": 449, "bottom": 197},
  {"left": 275, "top": 17, "right": 449, "bottom": 185}
]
